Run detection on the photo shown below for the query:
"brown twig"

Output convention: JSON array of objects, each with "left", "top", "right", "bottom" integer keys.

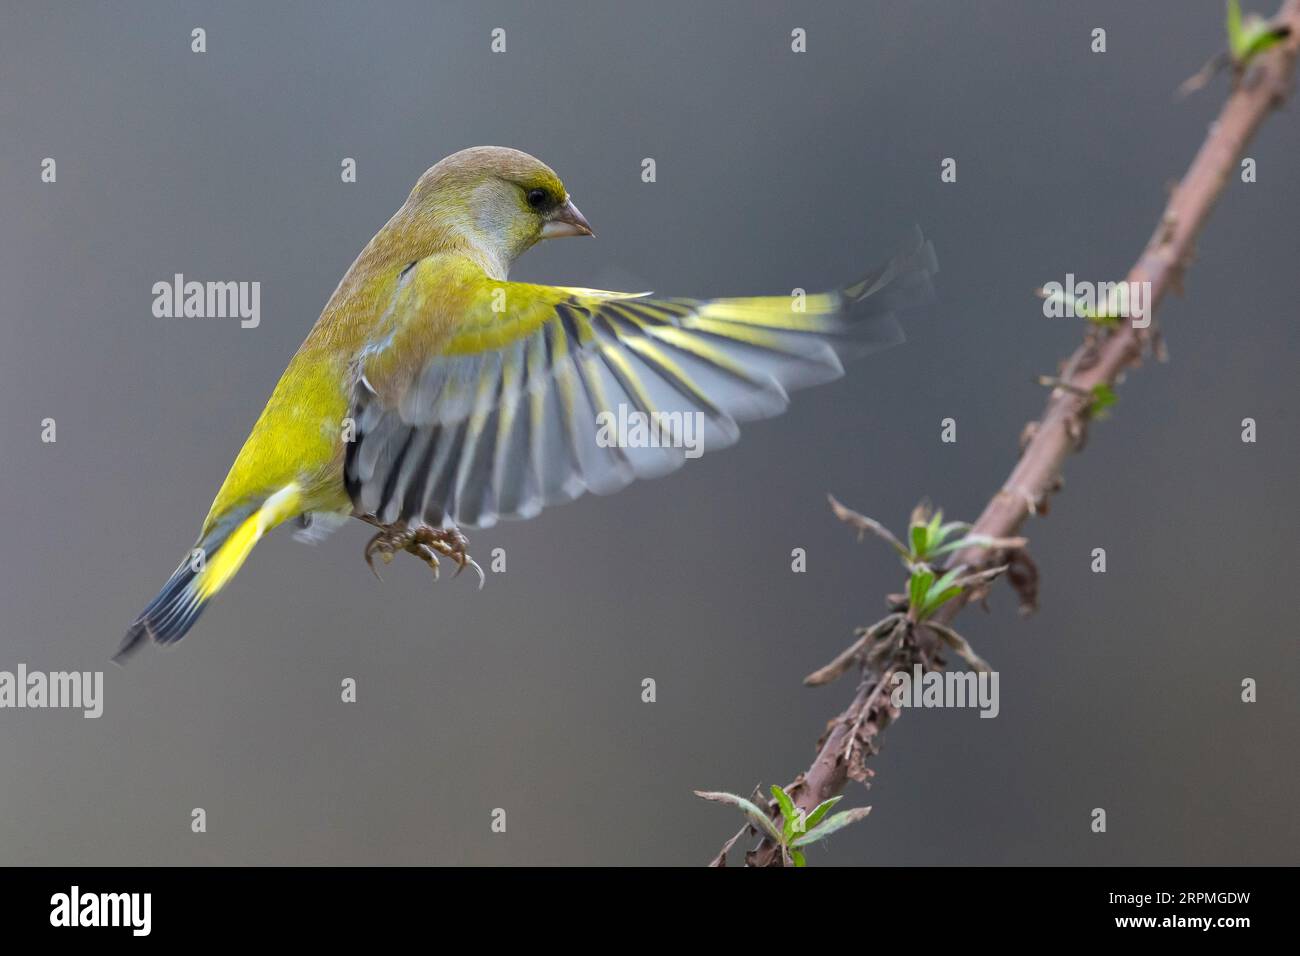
[{"left": 717, "top": 0, "right": 1300, "bottom": 867}]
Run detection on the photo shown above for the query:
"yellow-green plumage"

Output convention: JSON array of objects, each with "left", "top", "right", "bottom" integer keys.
[{"left": 117, "top": 146, "right": 936, "bottom": 660}]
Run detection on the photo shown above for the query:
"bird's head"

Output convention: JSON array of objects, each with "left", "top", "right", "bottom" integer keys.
[{"left": 402, "top": 146, "right": 593, "bottom": 277}]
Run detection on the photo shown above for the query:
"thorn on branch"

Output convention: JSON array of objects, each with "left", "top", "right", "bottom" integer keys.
[
  {"left": 827, "top": 494, "right": 908, "bottom": 556},
  {"left": 804, "top": 614, "right": 904, "bottom": 686},
  {"left": 1007, "top": 548, "right": 1041, "bottom": 615}
]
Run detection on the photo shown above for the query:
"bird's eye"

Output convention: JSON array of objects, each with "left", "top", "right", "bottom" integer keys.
[{"left": 526, "top": 188, "right": 549, "bottom": 210}]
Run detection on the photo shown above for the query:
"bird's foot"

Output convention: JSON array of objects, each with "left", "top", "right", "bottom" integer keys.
[
  {"left": 362, "top": 522, "right": 484, "bottom": 588},
  {"left": 363, "top": 525, "right": 419, "bottom": 579}
]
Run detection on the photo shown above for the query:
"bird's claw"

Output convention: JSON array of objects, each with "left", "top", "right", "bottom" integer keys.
[
  {"left": 363, "top": 531, "right": 401, "bottom": 581},
  {"left": 421, "top": 527, "right": 485, "bottom": 589},
  {"left": 410, "top": 543, "right": 441, "bottom": 581},
  {"left": 362, "top": 522, "right": 483, "bottom": 588},
  {"left": 459, "top": 555, "right": 486, "bottom": 589}
]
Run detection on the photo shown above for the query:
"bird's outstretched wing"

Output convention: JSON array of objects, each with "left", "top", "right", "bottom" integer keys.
[{"left": 345, "top": 229, "right": 937, "bottom": 529}]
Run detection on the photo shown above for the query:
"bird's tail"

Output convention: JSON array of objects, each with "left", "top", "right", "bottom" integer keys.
[
  {"left": 828, "top": 225, "right": 939, "bottom": 359},
  {"left": 843, "top": 225, "right": 938, "bottom": 317},
  {"left": 114, "top": 484, "right": 303, "bottom": 663}
]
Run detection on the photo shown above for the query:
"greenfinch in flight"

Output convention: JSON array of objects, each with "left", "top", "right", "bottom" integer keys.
[{"left": 117, "top": 146, "right": 937, "bottom": 660}]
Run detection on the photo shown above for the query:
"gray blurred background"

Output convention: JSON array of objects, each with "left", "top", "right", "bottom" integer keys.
[{"left": 1, "top": 0, "right": 1296, "bottom": 866}]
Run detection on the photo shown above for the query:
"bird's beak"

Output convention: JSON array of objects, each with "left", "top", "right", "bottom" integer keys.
[{"left": 541, "top": 198, "right": 595, "bottom": 239}]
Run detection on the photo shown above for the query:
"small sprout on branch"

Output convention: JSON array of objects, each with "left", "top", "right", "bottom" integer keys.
[
  {"left": 1037, "top": 377, "right": 1117, "bottom": 421},
  {"left": 1227, "top": 0, "right": 1292, "bottom": 65},
  {"left": 811, "top": 499, "right": 1021, "bottom": 687},
  {"left": 1088, "top": 382, "right": 1118, "bottom": 418},
  {"left": 1181, "top": 1, "right": 1292, "bottom": 94},
  {"left": 908, "top": 564, "right": 966, "bottom": 621},
  {"left": 695, "top": 785, "right": 870, "bottom": 867},
  {"left": 828, "top": 496, "right": 1025, "bottom": 571},
  {"left": 1035, "top": 286, "right": 1121, "bottom": 328},
  {"left": 805, "top": 566, "right": 1006, "bottom": 685}
]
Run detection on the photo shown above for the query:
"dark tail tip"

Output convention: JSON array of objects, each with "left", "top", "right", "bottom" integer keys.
[
  {"left": 112, "top": 621, "right": 152, "bottom": 666},
  {"left": 114, "top": 557, "right": 207, "bottom": 664},
  {"left": 844, "top": 226, "right": 939, "bottom": 314}
]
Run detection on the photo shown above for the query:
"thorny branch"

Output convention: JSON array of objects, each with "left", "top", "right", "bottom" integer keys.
[{"left": 713, "top": 0, "right": 1300, "bottom": 867}]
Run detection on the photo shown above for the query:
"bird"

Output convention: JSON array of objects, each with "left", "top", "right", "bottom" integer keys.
[{"left": 116, "top": 146, "right": 937, "bottom": 661}]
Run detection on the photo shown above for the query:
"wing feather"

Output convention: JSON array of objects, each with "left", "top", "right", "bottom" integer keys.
[{"left": 344, "top": 231, "right": 936, "bottom": 528}]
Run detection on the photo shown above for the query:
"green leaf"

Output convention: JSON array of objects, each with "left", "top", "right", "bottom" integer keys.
[
  {"left": 910, "top": 522, "right": 928, "bottom": 557},
  {"left": 694, "top": 790, "right": 783, "bottom": 843},
  {"left": 921, "top": 567, "right": 966, "bottom": 618},
  {"left": 803, "top": 796, "right": 843, "bottom": 831},
  {"left": 790, "top": 807, "right": 873, "bottom": 848},
  {"left": 790, "top": 848, "right": 807, "bottom": 867},
  {"left": 1089, "top": 382, "right": 1118, "bottom": 418},
  {"left": 932, "top": 533, "right": 1027, "bottom": 559},
  {"left": 922, "top": 586, "right": 963, "bottom": 619},
  {"left": 1227, "top": 0, "right": 1245, "bottom": 59},
  {"left": 1089, "top": 310, "right": 1121, "bottom": 328},
  {"left": 770, "top": 785, "right": 798, "bottom": 839},
  {"left": 928, "top": 566, "right": 964, "bottom": 598},
  {"left": 926, "top": 511, "right": 943, "bottom": 549},
  {"left": 933, "top": 521, "right": 970, "bottom": 549},
  {"left": 1243, "top": 22, "right": 1287, "bottom": 59},
  {"left": 1225, "top": 1, "right": 1287, "bottom": 66},
  {"left": 908, "top": 567, "right": 934, "bottom": 611},
  {"left": 931, "top": 538, "right": 977, "bottom": 558}
]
